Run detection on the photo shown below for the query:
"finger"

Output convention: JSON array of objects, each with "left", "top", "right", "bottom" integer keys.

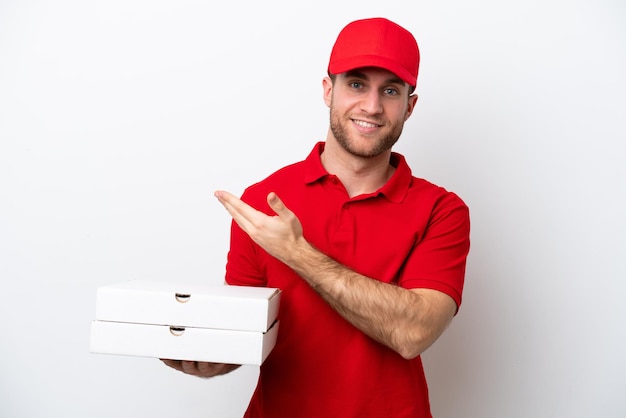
[
  {"left": 216, "top": 190, "right": 267, "bottom": 219},
  {"left": 160, "top": 359, "right": 184, "bottom": 372},
  {"left": 195, "top": 361, "right": 216, "bottom": 375},
  {"left": 215, "top": 190, "right": 246, "bottom": 211},
  {"left": 215, "top": 190, "right": 264, "bottom": 233},
  {"left": 181, "top": 360, "right": 199, "bottom": 375},
  {"left": 214, "top": 190, "right": 234, "bottom": 205},
  {"left": 214, "top": 190, "right": 248, "bottom": 220},
  {"left": 266, "top": 192, "right": 292, "bottom": 218},
  {"left": 196, "top": 362, "right": 230, "bottom": 377},
  {"left": 266, "top": 192, "right": 282, "bottom": 212}
]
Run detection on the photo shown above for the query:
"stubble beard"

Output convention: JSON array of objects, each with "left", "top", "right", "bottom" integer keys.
[{"left": 329, "top": 105, "right": 404, "bottom": 158}]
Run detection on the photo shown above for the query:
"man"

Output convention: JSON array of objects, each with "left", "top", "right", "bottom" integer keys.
[{"left": 163, "top": 17, "right": 470, "bottom": 417}]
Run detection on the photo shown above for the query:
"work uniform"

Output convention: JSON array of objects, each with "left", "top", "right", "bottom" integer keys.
[{"left": 226, "top": 141, "right": 470, "bottom": 418}]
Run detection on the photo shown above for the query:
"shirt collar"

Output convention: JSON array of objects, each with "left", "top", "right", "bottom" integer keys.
[
  {"left": 304, "top": 141, "right": 412, "bottom": 203},
  {"left": 304, "top": 142, "right": 329, "bottom": 184}
]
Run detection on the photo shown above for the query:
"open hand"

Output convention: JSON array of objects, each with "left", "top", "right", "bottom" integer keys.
[{"left": 214, "top": 190, "right": 305, "bottom": 264}]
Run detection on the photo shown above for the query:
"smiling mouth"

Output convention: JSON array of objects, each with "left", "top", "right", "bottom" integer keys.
[{"left": 352, "top": 119, "right": 381, "bottom": 128}]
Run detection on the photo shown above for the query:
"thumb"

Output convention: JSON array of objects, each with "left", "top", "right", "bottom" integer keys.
[{"left": 267, "top": 192, "right": 288, "bottom": 215}]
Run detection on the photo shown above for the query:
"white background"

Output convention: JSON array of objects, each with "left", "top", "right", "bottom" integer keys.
[{"left": 1, "top": 1, "right": 625, "bottom": 417}]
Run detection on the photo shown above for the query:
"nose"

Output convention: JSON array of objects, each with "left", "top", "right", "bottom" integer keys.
[{"left": 360, "top": 90, "right": 383, "bottom": 115}]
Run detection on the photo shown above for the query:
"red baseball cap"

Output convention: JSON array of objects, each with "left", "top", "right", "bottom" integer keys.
[{"left": 328, "top": 18, "right": 420, "bottom": 87}]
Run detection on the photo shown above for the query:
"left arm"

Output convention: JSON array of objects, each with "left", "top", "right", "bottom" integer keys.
[{"left": 215, "top": 190, "right": 457, "bottom": 359}]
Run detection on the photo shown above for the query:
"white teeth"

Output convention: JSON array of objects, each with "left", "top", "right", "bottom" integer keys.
[{"left": 353, "top": 120, "right": 378, "bottom": 128}]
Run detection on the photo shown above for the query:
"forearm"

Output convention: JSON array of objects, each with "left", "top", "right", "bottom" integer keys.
[
  {"left": 283, "top": 239, "right": 454, "bottom": 359},
  {"left": 214, "top": 189, "right": 457, "bottom": 359}
]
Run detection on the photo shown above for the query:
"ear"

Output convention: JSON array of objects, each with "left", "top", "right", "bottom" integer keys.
[
  {"left": 404, "top": 93, "right": 419, "bottom": 121},
  {"left": 322, "top": 77, "right": 333, "bottom": 107}
]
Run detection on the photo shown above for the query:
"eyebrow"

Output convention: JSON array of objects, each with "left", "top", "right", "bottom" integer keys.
[{"left": 343, "top": 69, "right": 405, "bottom": 86}]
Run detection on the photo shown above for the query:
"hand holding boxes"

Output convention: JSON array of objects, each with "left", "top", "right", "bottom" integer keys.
[{"left": 90, "top": 280, "right": 281, "bottom": 366}]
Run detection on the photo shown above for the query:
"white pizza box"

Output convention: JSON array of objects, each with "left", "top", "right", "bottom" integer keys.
[
  {"left": 94, "top": 280, "right": 281, "bottom": 332},
  {"left": 90, "top": 319, "right": 279, "bottom": 366}
]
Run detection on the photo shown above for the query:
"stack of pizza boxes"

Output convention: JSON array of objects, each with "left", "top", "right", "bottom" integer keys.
[{"left": 90, "top": 280, "right": 280, "bottom": 366}]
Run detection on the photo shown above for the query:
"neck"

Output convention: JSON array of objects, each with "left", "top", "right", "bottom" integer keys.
[{"left": 321, "top": 136, "right": 395, "bottom": 198}]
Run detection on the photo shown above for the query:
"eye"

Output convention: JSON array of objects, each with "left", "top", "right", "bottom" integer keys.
[
  {"left": 384, "top": 87, "right": 400, "bottom": 96},
  {"left": 349, "top": 81, "right": 364, "bottom": 89}
]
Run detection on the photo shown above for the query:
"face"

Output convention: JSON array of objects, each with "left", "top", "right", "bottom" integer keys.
[{"left": 323, "top": 67, "right": 418, "bottom": 159}]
